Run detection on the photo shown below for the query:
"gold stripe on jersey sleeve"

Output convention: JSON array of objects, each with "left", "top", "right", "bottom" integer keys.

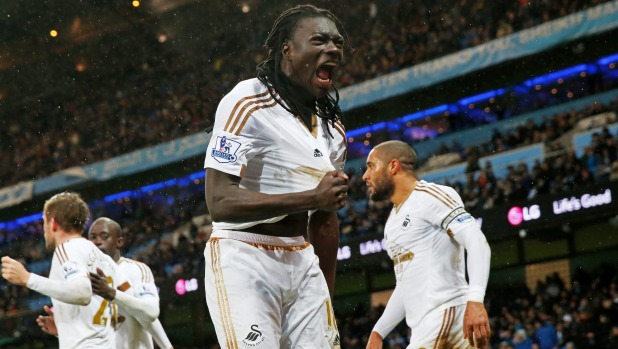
[
  {"left": 433, "top": 309, "right": 449, "bottom": 349},
  {"left": 144, "top": 263, "right": 153, "bottom": 284},
  {"left": 419, "top": 183, "right": 459, "bottom": 208},
  {"left": 226, "top": 94, "right": 273, "bottom": 134},
  {"left": 232, "top": 97, "right": 278, "bottom": 135},
  {"left": 223, "top": 90, "right": 270, "bottom": 132},
  {"left": 59, "top": 244, "right": 69, "bottom": 264},
  {"left": 332, "top": 121, "right": 347, "bottom": 161},
  {"left": 418, "top": 184, "right": 458, "bottom": 208},
  {"left": 446, "top": 228, "right": 455, "bottom": 238},
  {"left": 416, "top": 187, "right": 454, "bottom": 209},
  {"left": 137, "top": 262, "right": 148, "bottom": 283},
  {"left": 53, "top": 250, "right": 64, "bottom": 265},
  {"left": 211, "top": 239, "right": 238, "bottom": 348},
  {"left": 333, "top": 120, "right": 346, "bottom": 139}
]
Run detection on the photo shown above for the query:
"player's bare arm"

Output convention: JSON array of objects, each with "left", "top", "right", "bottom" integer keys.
[
  {"left": 308, "top": 210, "right": 340, "bottom": 297},
  {"left": 206, "top": 168, "right": 348, "bottom": 222}
]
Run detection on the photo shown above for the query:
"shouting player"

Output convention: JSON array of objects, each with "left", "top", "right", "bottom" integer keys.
[{"left": 203, "top": 4, "right": 349, "bottom": 348}]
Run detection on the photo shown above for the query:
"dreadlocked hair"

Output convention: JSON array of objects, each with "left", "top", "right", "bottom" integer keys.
[{"left": 256, "top": 4, "right": 349, "bottom": 137}]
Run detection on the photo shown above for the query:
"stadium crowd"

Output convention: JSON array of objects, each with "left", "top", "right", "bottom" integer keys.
[
  {"left": 338, "top": 98, "right": 618, "bottom": 239},
  {"left": 0, "top": 0, "right": 610, "bottom": 188}
]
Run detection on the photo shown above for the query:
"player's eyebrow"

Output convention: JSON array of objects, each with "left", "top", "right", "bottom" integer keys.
[{"left": 311, "top": 32, "right": 344, "bottom": 42}]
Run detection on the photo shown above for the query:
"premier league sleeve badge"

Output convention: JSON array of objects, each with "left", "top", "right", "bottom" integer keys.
[{"left": 211, "top": 135, "right": 241, "bottom": 163}]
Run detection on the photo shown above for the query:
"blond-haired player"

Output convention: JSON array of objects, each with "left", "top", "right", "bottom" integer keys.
[
  {"left": 1, "top": 192, "right": 117, "bottom": 349},
  {"left": 37, "top": 217, "right": 173, "bottom": 349},
  {"left": 363, "top": 141, "right": 491, "bottom": 349}
]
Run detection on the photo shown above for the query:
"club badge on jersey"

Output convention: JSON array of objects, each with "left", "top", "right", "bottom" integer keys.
[{"left": 212, "top": 135, "right": 241, "bottom": 163}]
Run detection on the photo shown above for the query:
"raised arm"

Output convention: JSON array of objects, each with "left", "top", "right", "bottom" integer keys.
[{"left": 1, "top": 256, "right": 91, "bottom": 305}]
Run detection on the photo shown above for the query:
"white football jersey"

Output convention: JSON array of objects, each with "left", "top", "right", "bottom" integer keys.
[
  {"left": 384, "top": 180, "right": 473, "bottom": 329},
  {"left": 204, "top": 78, "right": 347, "bottom": 230},
  {"left": 114, "top": 257, "right": 159, "bottom": 349},
  {"left": 49, "top": 238, "right": 117, "bottom": 349}
]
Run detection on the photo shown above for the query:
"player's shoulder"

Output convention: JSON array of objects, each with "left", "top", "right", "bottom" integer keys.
[
  {"left": 118, "top": 256, "right": 150, "bottom": 269},
  {"left": 61, "top": 237, "right": 95, "bottom": 249},
  {"left": 220, "top": 78, "right": 270, "bottom": 105},
  {"left": 54, "top": 237, "right": 95, "bottom": 262},
  {"left": 413, "top": 180, "right": 463, "bottom": 210},
  {"left": 118, "top": 257, "right": 154, "bottom": 283}
]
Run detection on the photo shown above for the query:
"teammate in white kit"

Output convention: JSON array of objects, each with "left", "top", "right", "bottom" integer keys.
[
  {"left": 362, "top": 141, "right": 492, "bottom": 349},
  {"left": 203, "top": 5, "right": 349, "bottom": 348},
  {"left": 37, "top": 217, "right": 174, "bottom": 349},
  {"left": 88, "top": 217, "right": 173, "bottom": 349},
  {"left": 1, "top": 192, "right": 117, "bottom": 349}
]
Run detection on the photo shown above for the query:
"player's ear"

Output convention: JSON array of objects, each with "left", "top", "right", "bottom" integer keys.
[
  {"left": 389, "top": 159, "right": 399, "bottom": 175},
  {"left": 116, "top": 236, "right": 125, "bottom": 249},
  {"left": 282, "top": 42, "right": 292, "bottom": 59},
  {"left": 50, "top": 218, "right": 58, "bottom": 232}
]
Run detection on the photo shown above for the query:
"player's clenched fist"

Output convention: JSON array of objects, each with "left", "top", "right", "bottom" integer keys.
[
  {"left": 1, "top": 256, "right": 31, "bottom": 286},
  {"left": 314, "top": 170, "right": 349, "bottom": 211}
]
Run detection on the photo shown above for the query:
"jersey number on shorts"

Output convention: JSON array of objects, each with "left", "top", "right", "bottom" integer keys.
[{"left": 93, "top": 276, "right": 117, "bottom": 326}]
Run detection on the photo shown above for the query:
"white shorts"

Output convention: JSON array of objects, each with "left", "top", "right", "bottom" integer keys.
[
  {"left": 408, "top": 304, "right": 474, "bottom": 349},
  {"left": 204, "top": 231, "right": 340, "bottom": 349}
]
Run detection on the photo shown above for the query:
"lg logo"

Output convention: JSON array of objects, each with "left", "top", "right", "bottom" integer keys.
[{"left": 507, "top": 205, "right": 541, "bottom": 226}]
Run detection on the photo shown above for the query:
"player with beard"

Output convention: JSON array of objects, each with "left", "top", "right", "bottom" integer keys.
[
  {"left": 362, "top": 141, "right": 491, "bottom": 349},
  {"left": 203, "top": 4, "right": 349, "bottom": 348}
]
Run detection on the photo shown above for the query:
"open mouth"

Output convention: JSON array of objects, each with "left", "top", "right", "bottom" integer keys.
[{"left": 315, "top": 61, "right": 338, "bottom": 87}]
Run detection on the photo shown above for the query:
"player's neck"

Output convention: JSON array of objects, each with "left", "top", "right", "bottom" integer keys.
[
  {"left": 55, "top": 232, "right": 83, "bottom": 246},
  {"left": 391, "top": 177, "right": 418, "bottom": 211}
]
